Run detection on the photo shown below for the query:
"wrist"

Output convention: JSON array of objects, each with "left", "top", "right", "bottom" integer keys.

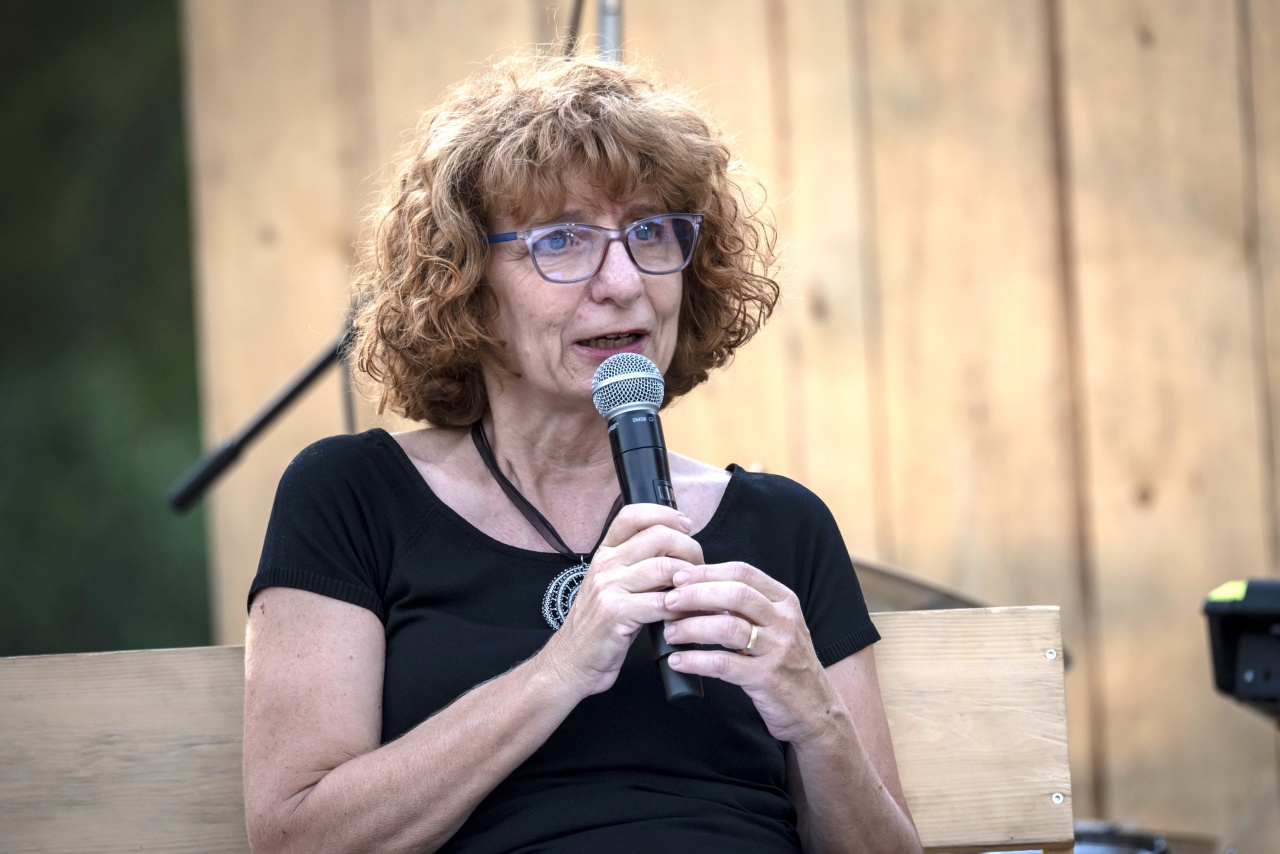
[
  {"left": 788, "top": 680, "right": 854, "bottom": 753},
  {"left": 529, "top": 630, "right": 601, "bottom": 703}
]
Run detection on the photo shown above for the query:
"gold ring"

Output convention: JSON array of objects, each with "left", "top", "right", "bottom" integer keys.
[{"left": 741, "top": 623, "right": 760, "bottom": 655}]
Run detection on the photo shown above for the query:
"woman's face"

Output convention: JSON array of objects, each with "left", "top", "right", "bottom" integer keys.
[{"left": 482, "top": 179, "right": 683, "bottom": 411}]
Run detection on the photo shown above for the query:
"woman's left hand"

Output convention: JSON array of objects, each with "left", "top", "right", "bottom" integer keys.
[{"left": 661, "top": 562, "right": 840, "bottom": 745}]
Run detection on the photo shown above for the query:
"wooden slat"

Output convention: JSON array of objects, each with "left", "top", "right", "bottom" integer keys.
[
  {"left": 861, "top": 0, "right": 1093, "bottom": 813},
  {"left": 366, "top": 0, "right": 537, "bottom": 175},
  {"left": 183, "top": 2, "right": 543, "bottom": 645},
  {"left": 876, "top": 607, "right": 1073, "bottom": 852},
  {"left": 350, "top": 0, "right": 540, "bottom": 437},
  {"left": 0, "top": 608, "right": 1071, "bottom": 853},
  {"left": 625, "top": 1, "right": 796, "bottom": 478},
  {"left": 1253, "top": 0, "right": 1280, "bottom": 557},
  {"left": 182, "top": 0, "right": 374, "bottom": 645},
  {"left": 1059, "top": 0, "right": 1279, "bottom": 846},
  {"left": 1244, "top": 0, "right": 1280, "bottom": 839},
  {"left": 777, "top": 0, "right": 881, "bottom": 556},
  {"left": 0, "top": 646, "right": 248, "bottom": 853}
]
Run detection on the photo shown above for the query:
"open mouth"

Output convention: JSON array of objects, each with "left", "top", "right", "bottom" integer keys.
[{"left": 578, "top": 333, "right": 642, "bottom": 350}]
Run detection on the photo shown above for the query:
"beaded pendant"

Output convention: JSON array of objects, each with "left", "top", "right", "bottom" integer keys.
[{"left": 542, "top": 562, "right": 589, "bottom": 630}]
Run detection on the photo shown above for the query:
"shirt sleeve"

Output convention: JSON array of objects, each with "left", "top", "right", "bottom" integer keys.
[
  {"left": 746, "top": 471, "right": 880, "bottom": 667},
  {"left": 796, "top": 497, "right": 880, "bottom": 666},
  {"left": 248, "top": 434, "right": 394, "bottom": 622}
]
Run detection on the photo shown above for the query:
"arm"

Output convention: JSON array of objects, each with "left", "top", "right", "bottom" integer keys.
[
  {"left": 243, "top": 587, "right": 581, "bottom": 854},
  {"left": 243, "top": 504, "right": 701, "bottom": 854},
  {"left": 785, "top": 647, "right": 920, "bottom": 854},
  {"left": 662, "top": 564, "right": 921, "bottom": 854}
]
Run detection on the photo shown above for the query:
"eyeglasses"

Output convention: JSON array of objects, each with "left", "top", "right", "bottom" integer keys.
[{"left": 487, "top": 213, "right": 704, "bottom": 284}]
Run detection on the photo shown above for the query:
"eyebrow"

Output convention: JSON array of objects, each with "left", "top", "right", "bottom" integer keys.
[
  {"left": 545, "top": 202, "right": 666, "bottom": 226},
  {"left": 553, "top": 207, "right": 591, "bottom": 223}
]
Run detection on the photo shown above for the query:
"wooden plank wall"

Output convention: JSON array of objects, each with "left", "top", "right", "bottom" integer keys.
[
  {"left": 1058, "top": 2, "right": 1277, "bottom": 846},
  {"left": 859, "top": 0, "right": 1096, "bottom": 817},
  {"left": 182, "top": 0, "right": 377, "bottom": 646},
  {"left": 182, "top": 1, "right": 1279, "bottom": 848}
]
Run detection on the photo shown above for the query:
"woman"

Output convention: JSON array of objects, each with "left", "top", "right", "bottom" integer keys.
[{"left": 244, "top": 54, "right": 919, "bottom": 854}]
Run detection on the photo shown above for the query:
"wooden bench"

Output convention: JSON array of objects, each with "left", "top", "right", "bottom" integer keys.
[{"left": 0, "top": 606, "right": 1073, "bottom": 852}]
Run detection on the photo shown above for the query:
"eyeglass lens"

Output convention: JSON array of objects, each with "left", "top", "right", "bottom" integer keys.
[{"left": 531, "top": 215, "right": 699, "bottom": 283}]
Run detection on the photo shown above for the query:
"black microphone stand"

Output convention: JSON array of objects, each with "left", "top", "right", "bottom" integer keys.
[
  {"left": 166, "top": 323, "right": 352, "bottom": 512},
  {"left": 562, "top": 0, "right": 586, "bottom": 56}
]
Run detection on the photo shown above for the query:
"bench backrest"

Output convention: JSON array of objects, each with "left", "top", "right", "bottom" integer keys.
[{"left": 0, "top": 606, "right": 1073, "bottom": 852}]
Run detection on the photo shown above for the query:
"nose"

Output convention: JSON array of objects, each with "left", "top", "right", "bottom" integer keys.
[{"left": 589, "top": 238, "right": 644, "bottom": 306}]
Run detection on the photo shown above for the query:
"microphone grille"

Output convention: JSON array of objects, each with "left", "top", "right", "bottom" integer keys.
[{"left": 591, "top": 353, "right": 665, "bottom": 417}]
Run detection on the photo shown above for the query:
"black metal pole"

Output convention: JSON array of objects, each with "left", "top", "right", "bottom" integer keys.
[
  {"left": 167, "top": 325, "right": 349, "bottom": 512},
  {"left": 562, "top": 0, "right": 586, "bottom": 55}
]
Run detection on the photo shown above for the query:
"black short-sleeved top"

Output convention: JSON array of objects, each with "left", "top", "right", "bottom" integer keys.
[{"left": 249, "top": 429, "right": 879, "bottom": 853}]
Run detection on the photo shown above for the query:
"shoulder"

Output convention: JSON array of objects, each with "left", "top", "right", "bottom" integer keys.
[
  {"left": 723, "top": 466, "right": 833, "bottom": 519},
  {"left": 281, "top": 430, "right": 402, "bottom": 489},
  {"left": 271, "top": 430, "right": 431, "bottom": 521},
  {"left": 713, "top": 468, "right": 847, "bottom": 551},
  {"left": 261, "top": 430, "right": 433, "bottom": 577},
  {"left": 289, "top": 429, "right": 393, "bottom": 465},
  {"left": 668, "top": 456, "right": 835, "bottom": 535}
]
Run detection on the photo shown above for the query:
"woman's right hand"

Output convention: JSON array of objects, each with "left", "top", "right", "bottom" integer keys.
[{"left": 539, "top": 504, "right": 703, "bottom": 697}]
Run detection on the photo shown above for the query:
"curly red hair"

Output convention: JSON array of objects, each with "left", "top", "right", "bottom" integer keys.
[{"left": 351, "top": 52, "right": 778, "bottom": 426}]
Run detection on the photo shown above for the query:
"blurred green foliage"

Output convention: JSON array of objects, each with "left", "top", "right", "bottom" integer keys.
[{"left": 0, "top": 1, "right": 210, "bottom": 654}]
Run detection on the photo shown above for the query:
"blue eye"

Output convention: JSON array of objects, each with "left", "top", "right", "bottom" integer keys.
[
  {"left": 535, "top": 230, "right": 575, "bottom": 253},
  {"left": 632, "top": 221, "right": 662, "bottom": 241}
]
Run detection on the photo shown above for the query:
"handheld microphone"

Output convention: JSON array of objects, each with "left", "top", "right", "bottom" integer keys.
[{"left": 592, "top": 353, "right": 704, "bottom": 705}]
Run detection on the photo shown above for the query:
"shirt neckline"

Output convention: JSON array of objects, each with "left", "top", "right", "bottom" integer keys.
[{"left": 369, "top": 427, "right": 745, "bottom": 562}]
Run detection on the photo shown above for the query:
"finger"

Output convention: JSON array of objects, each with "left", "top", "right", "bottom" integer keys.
[
  {"left": 666, "top": 649, "right": 753, "bottom": 686},
  {"left": 614, "top": 556, "right": 699, "bottom": 594},
  {"left": 663, "top": 613, "right": 756, "bottom": 650},
  {"left": 600, "top": 503, "right": 693, "bottom": 548},
  {"left": 663, "top": 580, "right": 774, "bottom": 625},
  {"left": 671, "top": 561, "right": 792, "bottom": 603},
  {"left": 604, "top": 523, "right": 703, "bottom": 569},
  {"left": 570, "top": 581, "right": 677, "bottom": 627}
]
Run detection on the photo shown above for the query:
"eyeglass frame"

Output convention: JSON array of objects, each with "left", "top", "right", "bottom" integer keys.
[{"left": 487, "top": 213, "right": 705, "bottom": 285}]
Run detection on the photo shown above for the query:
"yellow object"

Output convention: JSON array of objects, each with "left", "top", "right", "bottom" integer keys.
[{"left": 1207, "top": 580, "right": 1248, "bottom": 602}]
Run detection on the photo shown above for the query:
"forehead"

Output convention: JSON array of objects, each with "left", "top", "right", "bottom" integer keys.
[{"left": 489, "top": 173, "right": 665, "bottom": 231}]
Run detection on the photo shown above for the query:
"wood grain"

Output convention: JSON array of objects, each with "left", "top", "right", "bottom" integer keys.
[
  {"left": 182, "top": 0, "right": 373, "bottom": 645},
  {"left": 1058, "top": 0, "right": 1279, "bottom": 845},
  {"left": 0, "top": 608, "right": 1071, "bottom": 853},
  {"left": 876, "top": 606, "right": 1074, "bottom": 852},
  {"left": 860, "top": 0, "right": 1092, "bottom": 813},
  {"left": 0, "top": 646, "right": 248, "bottom": 853},
  {"left": 775, "top": 0, "right": 881, "bottom": 557},
  {"left": 625, "top": 0, "right": 796, "bottom": 478},
  {"left": 183, "top": 2, "right": 543, "bottom": 644},
  {"left": 1252, "top": 0, "right": 1280, "bottom": 566}
]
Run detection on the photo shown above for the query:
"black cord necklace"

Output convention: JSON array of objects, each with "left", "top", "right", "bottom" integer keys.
[{"left": 471, "top": 421, "right": 624, "bottom": 630}]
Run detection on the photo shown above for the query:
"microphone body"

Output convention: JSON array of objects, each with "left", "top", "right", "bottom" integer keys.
[
  {"left": 607, "top": 411, "right": 677, "bottom": 508},
  {"left": 593, "top": 355, "right": 704, "bottom": 705}
]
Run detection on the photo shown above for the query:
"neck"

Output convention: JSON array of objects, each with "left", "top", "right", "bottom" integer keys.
[{"left": 481, "top": 384, "right": 618, "bottom": 510}]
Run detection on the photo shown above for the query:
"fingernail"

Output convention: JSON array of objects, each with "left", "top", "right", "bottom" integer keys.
[
  {"left": 669, "top": 653, "right": 683, "bottom": 667},
  {"left": 672, "top": 569, "right": 690, "bottom": 586},
  {"left": 664, "top": 624, "right": 676, "bottom": 641},
  {"left": 678, "top": 514, "right": 693, "bottom": 531},
  {"left": 665, "top": 589, "right": 680, "bottom": 606}
]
